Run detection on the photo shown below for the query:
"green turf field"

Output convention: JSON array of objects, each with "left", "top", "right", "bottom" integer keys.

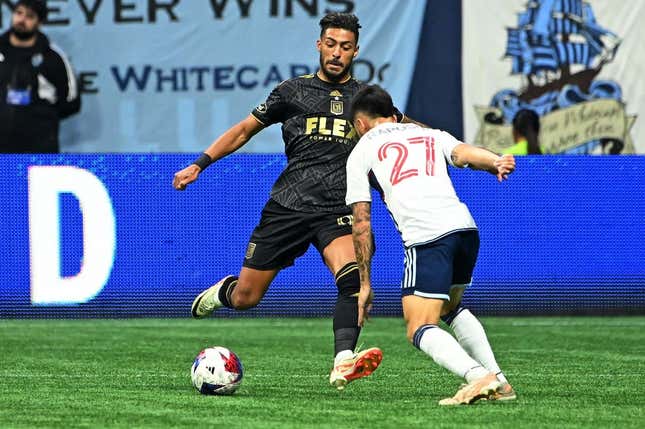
[{"left": 1, "top": 317, "right": 643, "bottom": 428}]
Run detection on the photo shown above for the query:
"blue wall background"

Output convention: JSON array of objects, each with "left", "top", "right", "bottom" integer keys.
[{"left": 1, "top": 155, "right": 643, "bottom": 318}]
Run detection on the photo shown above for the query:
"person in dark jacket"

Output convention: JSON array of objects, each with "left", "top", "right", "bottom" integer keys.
[{"left": 0, "top": 0, "right": 81, "bottom": 153}]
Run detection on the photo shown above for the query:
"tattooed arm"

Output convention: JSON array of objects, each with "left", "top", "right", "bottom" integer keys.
[{"left": 351, "top": 201, "right": 374, "bottom": 326}]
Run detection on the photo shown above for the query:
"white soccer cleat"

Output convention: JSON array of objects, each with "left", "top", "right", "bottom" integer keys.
[
  {"left": 329, "top": 347, "right": 383, "bottom": 391},
  {"left": 438, "top": 373, "right": 501, "bottom": 406},
  {"left": 191, "top": 276, "right": 236, "bottom": 319}
]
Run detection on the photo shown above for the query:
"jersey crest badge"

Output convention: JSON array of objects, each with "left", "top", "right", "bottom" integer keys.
[{"left": 330, "top": 100, "right": 344, "bottom": 115}]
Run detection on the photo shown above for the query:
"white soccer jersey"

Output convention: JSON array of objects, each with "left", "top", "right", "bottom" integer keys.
[{"left": 346, "top": 122, "right": 477, "bottom": 248}]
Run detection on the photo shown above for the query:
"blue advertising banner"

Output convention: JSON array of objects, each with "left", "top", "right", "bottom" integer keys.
[
  {"left": 0, "top": 0, "right": 427, "bottom": 152},
  {"left": 1, "top": 154, "right": 643, "bottom": 318}
]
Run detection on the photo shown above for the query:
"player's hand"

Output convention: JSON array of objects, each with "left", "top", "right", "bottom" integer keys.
[
  {"left": 173, "top": 164, "right": 201, "bottom": 190},
  {"left": 494, "top": 154, "right": 515, "bottom": 182},
  {"left": 357, "top": 284, "right": 374, "bottom": 327}
]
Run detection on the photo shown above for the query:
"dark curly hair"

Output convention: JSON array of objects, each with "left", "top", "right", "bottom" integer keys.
[
  {"left": 15, "top": 0, "right": 48, "bottom": 22},
  {"left": 319, "top": 12, "right": 361, "bottom": 43},
  {"left": 350, "top": 85, "right": 395, "bottom": 120}
]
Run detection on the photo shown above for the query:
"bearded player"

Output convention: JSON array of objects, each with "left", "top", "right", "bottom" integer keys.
[{"left": 173, "top": 13, "right": 422, "bottom": 390}]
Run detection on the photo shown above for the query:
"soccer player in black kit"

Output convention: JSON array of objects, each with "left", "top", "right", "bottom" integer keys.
[{"left": 173, "top": 13, "right": 413, "bottom": 390}]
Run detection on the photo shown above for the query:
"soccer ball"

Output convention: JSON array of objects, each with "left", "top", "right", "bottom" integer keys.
[{"left": 191, "top": 346, "right": 244, "bottom": 395}]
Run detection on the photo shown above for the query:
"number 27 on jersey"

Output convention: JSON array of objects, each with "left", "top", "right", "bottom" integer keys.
[{"left": 377, "top": 136, "right": 436, "bottom": 186}]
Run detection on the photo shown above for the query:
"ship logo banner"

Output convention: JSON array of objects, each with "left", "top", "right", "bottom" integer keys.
[{"left": 463, "top": 0, "right": 641, "bottom": 154}]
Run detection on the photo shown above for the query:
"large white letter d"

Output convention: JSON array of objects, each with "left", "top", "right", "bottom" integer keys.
[{"left": 29, "top": 166, "right": 116, "bottom": 305}]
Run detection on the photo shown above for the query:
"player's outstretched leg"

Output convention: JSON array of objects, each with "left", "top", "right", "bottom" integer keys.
[
  {"left": 442, "top": 305, "right": 516, "bottom": 401},
  {"left": 191, "top": 275, "right": 238, "bottom": 318},
  {"left": 329, "top": 347, "right": 383, "bottom": 391}
]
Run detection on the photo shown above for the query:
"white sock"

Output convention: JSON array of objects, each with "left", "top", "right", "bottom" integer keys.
[
  {"left": 450, "top": 309, "right": 508, "bottom": 383},
  {"left": 415, "top": 325, "right": 489, "bottom": 382},
  {"left": 334, "top": 349, "right": 354, "bottom": 364}
]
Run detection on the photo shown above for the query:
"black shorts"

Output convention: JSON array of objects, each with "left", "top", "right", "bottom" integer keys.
[{"left": 242, "top": 199, "right": 353, "bottom": 270}]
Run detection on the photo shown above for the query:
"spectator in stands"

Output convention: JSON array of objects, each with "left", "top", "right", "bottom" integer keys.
[
  {"left": 505, "top": 109, "right": 541, "bottom": 155},
  {"left": 0, "top": 0, "right": 81, "bottom": 153}
]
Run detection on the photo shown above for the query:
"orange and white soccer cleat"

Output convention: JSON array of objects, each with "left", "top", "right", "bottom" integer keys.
[{"left": 329, "top": 347, "right": 383, "bottom": 391}]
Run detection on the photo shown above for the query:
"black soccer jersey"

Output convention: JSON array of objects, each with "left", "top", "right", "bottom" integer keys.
[{"left": 252, "top": 73, "right": 402, "bottom": 213}]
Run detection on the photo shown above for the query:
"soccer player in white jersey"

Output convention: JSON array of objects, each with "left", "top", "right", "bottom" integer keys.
[{"left": 345, "top": 85, "right": 517, "bottom": 406}]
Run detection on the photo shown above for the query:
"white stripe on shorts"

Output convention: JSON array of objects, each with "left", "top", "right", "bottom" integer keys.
[
  {"left": 401, "top": 247, "right": 417, "bottom": 289},
  {"left": 413, "top": 290, "right": 450, "bottom": 300}
]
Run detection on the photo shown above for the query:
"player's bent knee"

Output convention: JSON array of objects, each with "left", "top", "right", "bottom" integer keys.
[{"left": 335, "top": 262, "right": 360, "bottom": 296}]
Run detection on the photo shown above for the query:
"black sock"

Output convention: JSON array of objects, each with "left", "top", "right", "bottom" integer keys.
[
  {"left": 334, "top": 326, "right": 361, "bottom": 356},
  {"left": 217, "top": 276, "right": 238, "bottom": 308},
  {"left": 333, "top": 263, "right": 361, "bottom": 356}
]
